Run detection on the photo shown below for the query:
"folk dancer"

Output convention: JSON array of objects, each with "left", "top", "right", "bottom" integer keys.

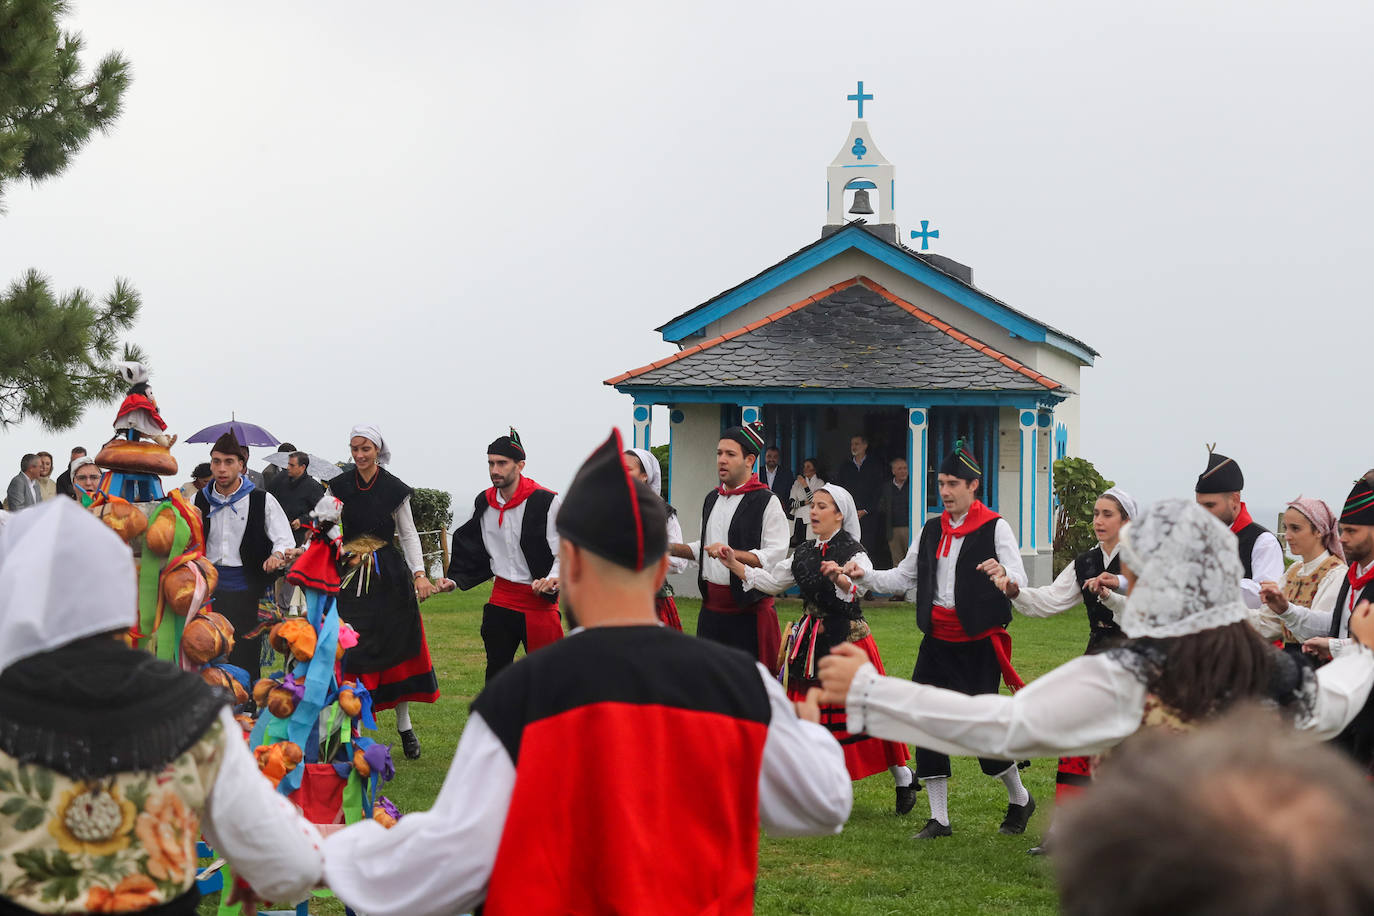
[
  {"left": 1193, "top": 446, "right": 1284, "bottom": 637},
  {"left": 444, "top": 429, "right": 563, "bottom": 681},
  {"left": 623, "top": 447, "right": 687, "bottom": 630},
  {"left": 845, "top": 441, "right": 1035, "bottom": 839},
  {"left": 323, "top": 431, "right": 851, "bottom": 916},
  {"left": 668, "top": 421, "right": 790, "bottom": 669},
  {"left": 1259, "top": 497, "right": 1346, "bottom": 660},
  {"left": 331, "top": 425, "right": 440, "bottom": 760},
  {"left": 193, "top": 431, "right": 295, "bottom": 684},
  {"left": 719, "top": 483, "right": 916, "bottom": 813}
]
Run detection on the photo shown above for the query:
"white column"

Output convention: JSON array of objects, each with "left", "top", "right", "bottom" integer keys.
[
  {"left": 908, "top": 406, "right": 928, "bottom": 531},
  {"left": 1038, "top": 409, "right": 1054, "bottom": 548},
  {"left": 1018, "top": 409, "right": 1037, "bottom": 552},
  {"left": 633, "top": 405, "right": 652, "bottom": 449}
]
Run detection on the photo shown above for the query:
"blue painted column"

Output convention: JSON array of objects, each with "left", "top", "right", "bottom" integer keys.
[
  {"left": 633, "top": 404, "right": 652, "bottom": 449},
  {"left": 668, "top": 408, "right": 684, "bottom": 505},
  {"left": 907, "top": 406, "right": 929, "bottom": 531},
  {"left": 1018, "top": 410, "right": 1037, "bottom": 552}
]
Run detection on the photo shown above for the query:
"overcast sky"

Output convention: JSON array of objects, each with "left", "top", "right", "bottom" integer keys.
[{"left": 3, "top": 0, "right": 1370, "bottom": 527}]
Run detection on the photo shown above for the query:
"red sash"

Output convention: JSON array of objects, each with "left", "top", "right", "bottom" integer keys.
[
  {"left": 704, "top": 582, "right": 780, "bottom": 671},
  {"left": 931, "top": 604, "right": 1024, "bottom": 692},
  {"left": 492, "top": 576, "right": 558, "bottom": 615}
]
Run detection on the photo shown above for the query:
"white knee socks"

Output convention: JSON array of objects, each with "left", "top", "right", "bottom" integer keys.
[
  {"left": 890, "top": 764, "right": 914, "bottom": 787},
  {"left": 923, "top": 776, "right": 949, "bottom": 825},
  {"left": 998, "top": 763, "right": 1029, "bottom": 806},
  {"left": 395, "top": 701, "right": 412, "bottom": 732}
]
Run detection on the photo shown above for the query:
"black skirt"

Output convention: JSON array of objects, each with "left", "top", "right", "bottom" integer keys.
[{"left": 337, "top": 543, "right": 424, "bottom": 673}]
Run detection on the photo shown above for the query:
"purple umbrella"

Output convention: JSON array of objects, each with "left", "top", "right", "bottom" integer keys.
[{"left": 185, "top": 416, "right": 280, "bottom": 448}]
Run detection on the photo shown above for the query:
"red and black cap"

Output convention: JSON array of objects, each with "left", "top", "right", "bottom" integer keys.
[
  {"left": 556, "top": 429, "right": 668, "bottom": 571},
  {"left": 939, "top": 438, "right": 982, "bottom": 480},
  {"left": 487, "top": 427, "right": 526, "bottom": 461},
  {"left": 1195, "top": 444, "right": 1244, "bottom": 494},
  {"left": 1342, "top": 472, "right": 1374, "bottom": 526},
  {"left": 722, "top": 421, "right": 766, "bottom": 458}
]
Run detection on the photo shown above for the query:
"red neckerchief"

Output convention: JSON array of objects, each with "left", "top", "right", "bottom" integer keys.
[
  {"left": 1349, "top": 562, "right": 1374, "bottom": 595},
  {"left": 1230, "top": 502, "right": 1255, "bottom": 534},
  {"left": 938, "top": 500, "right": 1001, "bottom": 557},
  {"left": 486, "top": 476, "right": 542, "bottom": 527},
  {"left": 717, "top": 476, "right": 770, "bottom": 497}
]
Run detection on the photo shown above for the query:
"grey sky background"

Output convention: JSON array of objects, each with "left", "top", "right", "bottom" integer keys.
[{"left": 3, "top": 0, "right": 1370, "bottom": 530}]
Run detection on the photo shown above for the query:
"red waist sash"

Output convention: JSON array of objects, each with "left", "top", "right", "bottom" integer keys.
[
  {"left": 704, "top": 582, "right": 780, "bottom": 671},
  {"left": 931, "top": 604, "right": 1024, "bottom": 692},
  {"left": 492, "top": 576, "right": 558, "bottom": 614}
]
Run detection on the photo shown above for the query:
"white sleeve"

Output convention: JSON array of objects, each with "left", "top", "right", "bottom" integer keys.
[
  {"left": 741, "top": 554, "right": 797, "bottom": 596},
  {"left": 864, "top": 539, "right": 920, "bottom": 596},
  {"left": 1011, "top": 563, "right": 1081, "bottom": 618},
  {"left": 201, "top": 709, "right": 324, "bottom": 903},
  {"left": 666, "top": 513, "right": 689, "bottom": 574},
  {"left": 1279, "top": 594, "right": 1337, "bottom": 642},
  {"left": 545, "top": 494, "right": 562, "bottom": 578},
  {"left": 844, "top": 654, "right": 1147, "bottom": 759},
  {"left": 1302, "top": 645, "right": 1374, "bottom": 740},
  {"left": 1100, "top": 586, "right": 1128, "bottom": 615},
  {"left": 754, "top": 496, "right": 792, "bottom": 571},
  {"left": 393, "top": 496, "right": 425, "bottom": 574},
  {"left": 323, "top": 711, "right": 513, "bottom": 916},
  {"left": 1241, "top": 533, "right": 1284, "bottom": 609},
  {"left": 1312, "top": 566, "right": 1349, "bottom": 616},
  {"left": 994, "top": 519, "right": 1028, "bottom": 589},
  {"left": 755, "top": 665, "right": 853, "bottom": 836},
  {"left": 261, "top": 494, "right": 297, "bottom": 554}
]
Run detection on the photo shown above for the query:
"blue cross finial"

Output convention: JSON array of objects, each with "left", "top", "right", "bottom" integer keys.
[
  {"left": 911, "top": 220, "right": 940, "bottom": 250},
  {"left": 847, "top": 81, "right": 873, "bottom": 119}
]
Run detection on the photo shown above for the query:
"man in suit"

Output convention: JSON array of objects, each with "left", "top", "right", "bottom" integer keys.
[
  {"left": 53, "top": 446, "right": 86, "bottom": 500},
  {"left": 760, "top": 446, "right": 792, "bottom": 503},
  {"left": 270, "top": 451, "right": 326, "bottom": 545},
  {"left": 832, "top": 434, "right": 887, "bottom": 561},
  {"left": 5, "top": 455, "right": 42, "bottom": 511}
]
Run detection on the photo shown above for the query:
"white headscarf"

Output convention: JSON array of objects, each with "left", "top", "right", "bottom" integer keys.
[
  {"left": 1102, "top": 486, "right": 1138, "bottom": 521},
  {"left": 0, "top": 499, "right": 136, "bottom": 674},
  {"left": 626, "top": 448, "right": 661, "bottom": 494},
  {"left": 1118, "top": 498, "right": 1250, "bottom": 639},
  {"left": 349, "top": 424, "right": 392, "bottom": 467},
  {"left": 69, "top": 455, "right": 97, "bottom": 478},
  {"left": 815, "top": 484, "right": 862, "bottom": 542}
]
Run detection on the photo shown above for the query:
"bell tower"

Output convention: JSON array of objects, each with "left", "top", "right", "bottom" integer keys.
[{"left": 824, "top": 81, "right": 897, "bottom": 242}]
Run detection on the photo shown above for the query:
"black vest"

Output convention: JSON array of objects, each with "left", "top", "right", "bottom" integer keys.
[
  {"left": 914, "top": 516, "right": 1012, "bottom": 635},
  {"left": 698, "top": 488, "right": 778, "bottom": 609},
  {"left": 792, "top": 532, "right": 865, "bottom": 621},
  {"left": 1328, "top": 579, "right": 1374, "bottom": 638},
  {"left": 194, "top": 487, "right": 272, "bottom": 594},
  {"left": 1073, "top": 547, "right": 1124, "bottom": 632},
  {"left": 1235, "top": 522, "right": 1268, "bottom": 580},
  {"left": 446, "top": 487, "right": 557, "bottom": 590}
]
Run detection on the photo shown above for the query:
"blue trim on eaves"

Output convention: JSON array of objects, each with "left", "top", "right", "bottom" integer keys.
[
  {"left": 622, "top": 385, "right": 1066, "bottom": 410},
  {"left": 658, "top": 224, "right": 1096, "bottom": 366}
]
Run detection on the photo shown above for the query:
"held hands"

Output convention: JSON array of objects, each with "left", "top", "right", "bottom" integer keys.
[
  {"left": 434, "top": 577, "right": 457, "bottom": 593},
  {"left": 817, "top": 642, "right": 868, "bottom": 706},
  {"left": 1303, "top": 636, "right": 1334, "bottom": 661},
  {"left": 531, "top": 577, "right": 559, "bottom": 596},
  {"left": 414, "top": 575, "right": 437, "bottom": 602},
  {"left": 819, "top": 559, "right": 852, "bottom": 593},
  {"left": 793, "top": 687, "right": 822, "bottom": 724},
  {"left": 841, "top": 560, "right": 866, "bottom": 580},
  {"left": 1082, "top": 574, "right": 1115, "bottom": 600},
  {"left": 704, "top": 543, "right": 730, "bottom": 560},
  {"left": 1259, "top": 581, "right": 1289, "bottom": 613},
  {"left": 262, "top": 552, "right": 287, "bottom": 573},
  {"left": 976, "top": 558, "right": 1014, "bottom": 597}
]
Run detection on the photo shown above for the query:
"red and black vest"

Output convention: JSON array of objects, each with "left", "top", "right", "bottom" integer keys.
[
  {"left": 697, "top": 488, "right": 779, "bottom": 608},
  {"left": 447, "top": 488, "right": 557, "bottom": 590},
  {"left": 913, "top": 516, "right": 1012, "bottom": 636},
  {"left": 474, "top": 626, "right": 771, "bottom": 915}
]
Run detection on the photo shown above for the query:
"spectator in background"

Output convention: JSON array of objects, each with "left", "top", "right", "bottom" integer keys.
[
  {"left": 6, "top": 455, "right": 41, "bottom": 511},
  {"left": 69, "top": 456, "right": 104, "bottom": 503},
  {"left": 271, "top": 451, "right": 326, "bottom": 545},
  {"left": 832, "top": 434, "right": 886, "bottom": 563},
  {"left": 789, "top": 458, "right": 825, "bottom": 544},
  {"left": 261, "top": 442, "right": 296, "bottom": 490},
  {"left": 33, "top": 452, "right": 56, "bottom": 501},
  {"left": 880, "top": 457, "right": 912, "bottom": 593},
  {"left": 1056, "top": 706, "right": 1374, "bottom": 916},
  {"left": 179, "top": 462, "right": 213, "bottom": 501},
  {"left": 52, "top": 446, "right": 86, "bottom": 499},
  {"left": 761, "top": 446, "right": 792, "bottom": 504}
]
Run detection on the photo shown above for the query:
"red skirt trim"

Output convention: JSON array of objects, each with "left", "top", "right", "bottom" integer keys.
[
  {"left": 353, "top": 616, "right": 440, "bottom": 710},
  {"left": 787, "top": 634, "right": 909, "bottom": 781},
  {"left": 654, "top": 595, "right": 683, "bottom": 631}
]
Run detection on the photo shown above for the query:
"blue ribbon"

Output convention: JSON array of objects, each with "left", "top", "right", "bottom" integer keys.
[{"left": 275, "top": 588, "right": 341, "bottom": 796}]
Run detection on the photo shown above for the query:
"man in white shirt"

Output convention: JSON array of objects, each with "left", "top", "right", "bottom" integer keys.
[
  {"left": 445, "top": 428, "right": 563, "bottom": 682},
  {"left": 191, "top": 431, "right": 295, "bottom": 683},
  {"left": 669, "top": 421, "right": 790, "bottom": 669},
  {"left": 761, "top": 446, "right": 791, "bottom": 503},
  {"left": 1193, "top": 447, "right": 1283, "bottom": 618},
  {"left": 845, "top": 440, "right": 1034, "bottom": 839}
]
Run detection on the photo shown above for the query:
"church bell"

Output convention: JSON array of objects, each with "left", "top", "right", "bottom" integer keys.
[{"left": 848, "top": 189, "right": 874, "bottom": 215}]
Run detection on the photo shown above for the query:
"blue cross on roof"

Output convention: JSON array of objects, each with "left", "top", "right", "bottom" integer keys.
[{"left": 847, "top": 81, "right": 873, "bottom": 119}]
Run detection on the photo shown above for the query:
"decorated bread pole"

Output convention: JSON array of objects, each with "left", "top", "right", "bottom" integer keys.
[
  {"left": 96, "top": 361, "right": 178, "bottom": 502},
  {"left": 248, "top": 495, "right": 398, "bottom": 830}
]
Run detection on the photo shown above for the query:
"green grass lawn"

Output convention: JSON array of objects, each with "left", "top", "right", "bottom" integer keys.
[{"left": 209, "top": 589, "right": 1090, "bottom": 914}]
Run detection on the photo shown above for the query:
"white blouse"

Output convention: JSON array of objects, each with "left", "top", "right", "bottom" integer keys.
[
  {"left": 863, "top": 515, "right": 1027, "bottom": 603},
  {"left": 1271, "top": 551, "right": 1350, "bottom": 641},
  {"left": 741, "top": 536, "right": 874, "bottom": 602},
  {"left": 843, "top": 645, "right": 1374, "bottom": 760},
  {"left": 1012, "top": 544, "right": 1127, "bottom": 619},
  {"left": 666, "top": 513, "right": 689, "bottom": 575}
]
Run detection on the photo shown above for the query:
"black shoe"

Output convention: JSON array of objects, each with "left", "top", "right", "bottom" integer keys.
[
  {"left": 912, "top": 818, "right": 952, "bottom": 839},
  {"left": 999, "top": 796, "right": 1036, "bottom": 835},
  {"left": 400, "top": 728, "right": 421, "bottom": 760},
  {"left": 895, "top": 779, "right": 920, "bottom": 815}
]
